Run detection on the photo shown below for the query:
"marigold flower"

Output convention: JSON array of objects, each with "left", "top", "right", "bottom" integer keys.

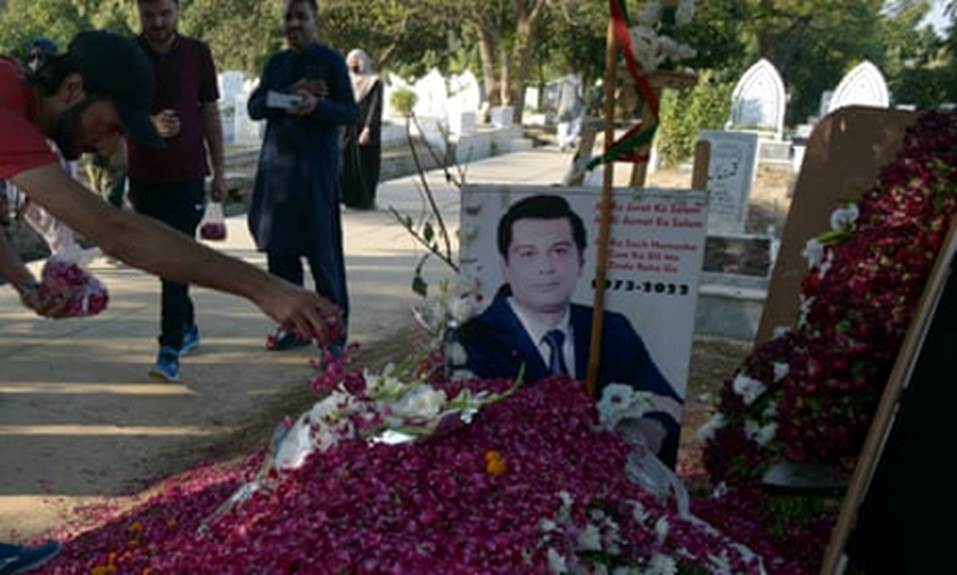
[{"left": 484, "top": 449, "right": 507, "bottom": 476}]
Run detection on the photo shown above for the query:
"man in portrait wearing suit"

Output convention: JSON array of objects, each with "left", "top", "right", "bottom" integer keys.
[{"left": 459, "top": 194, "right": 683, "bottom": 466}]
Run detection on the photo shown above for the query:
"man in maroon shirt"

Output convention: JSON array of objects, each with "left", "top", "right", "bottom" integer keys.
[{"left": 129, "top": 0, "right": 229, "bottom": 382}]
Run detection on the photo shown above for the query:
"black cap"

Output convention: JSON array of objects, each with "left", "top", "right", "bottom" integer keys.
[{"left": 67, "top": 31, "right": 164, "bottom": 148}]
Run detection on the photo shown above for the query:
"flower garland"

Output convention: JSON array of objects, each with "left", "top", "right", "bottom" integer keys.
[{"left": 702, "top": 111, "right": 957, "bottom": 484}]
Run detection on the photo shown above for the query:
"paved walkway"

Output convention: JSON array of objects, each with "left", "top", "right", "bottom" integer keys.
[{"left": 0, "top": 147, "right": 574, "bottom": 541}]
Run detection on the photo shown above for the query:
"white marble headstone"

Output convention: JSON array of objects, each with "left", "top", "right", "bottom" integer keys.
[
  {"left": 413, "top": 68, "right": 449, "bottom": 121},
  {"left": 234, "top": 84, "right": 263, "bottom": 146},
  {"left": 449, "top": 111, "right": 477, "bottom": 137},
  {"left": 818, "top": 90, "right": 834, "bottom": 119},
  {"left": 729, "top": 59, "right": 786, "bottom": 139},
  {"left": 489, "top": 106, "right": 514, "bottom": 129},
  {"left": 448, "top": 70, "right": 481, "bottom": 113},
  {"left": 447, "top": 71, "right": 482, "bottom": 136},
  {"left": 218, "top": 71, "right": 245, "bottom": 110},
  {"left": 698, "top": 130, "right": 759, "bottom": 234},
  {"left": 827, "top": 60, "right": 889, "bottom": 113}
]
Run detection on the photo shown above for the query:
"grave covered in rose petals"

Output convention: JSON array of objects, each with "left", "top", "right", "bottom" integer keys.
[{"left": 43, "top": 375, "right": 772, "bottom": 574}]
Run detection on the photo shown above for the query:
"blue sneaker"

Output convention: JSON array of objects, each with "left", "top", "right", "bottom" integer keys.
[
  {"left": 149, "top": 346, "right": 181, "bottom": 383},
  {"left": 180, "top": 324, "right": 200, "bottom": 356},
  {"left": 0, "top": 541, "right": 61, "bottom": 574}
]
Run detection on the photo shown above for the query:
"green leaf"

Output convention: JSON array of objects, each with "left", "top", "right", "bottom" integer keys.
[
  {"left": 423, "top": 221, "right": 435, "bottom": 244},
  {"left": 412, "top": 273, "right": 429, "bottom": 298}
]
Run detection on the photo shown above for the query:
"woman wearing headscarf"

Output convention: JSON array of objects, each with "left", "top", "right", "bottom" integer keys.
[{"left": 339, "top": 49, "right": 383, "bottom": 210}]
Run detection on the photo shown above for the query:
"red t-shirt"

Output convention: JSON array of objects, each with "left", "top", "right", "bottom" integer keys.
[{"left": 0, "top": 57, "right": 56, "bottom": 180}]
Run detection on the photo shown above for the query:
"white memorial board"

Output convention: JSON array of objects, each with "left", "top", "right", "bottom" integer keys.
[
  {"left": 458, "top": 186, "right": 709, "bottom": 399},
  {"left": 697, "top": 130, "right": 759, "bottom": 234}
]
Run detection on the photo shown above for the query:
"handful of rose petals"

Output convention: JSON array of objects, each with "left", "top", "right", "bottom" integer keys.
[{"left": 39, "top": 254, "right": 109, "bottom": 317}]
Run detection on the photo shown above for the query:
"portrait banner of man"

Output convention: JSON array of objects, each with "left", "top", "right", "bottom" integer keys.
[{"left": 457, "top": 186, "right": 708, "bottom": 462}]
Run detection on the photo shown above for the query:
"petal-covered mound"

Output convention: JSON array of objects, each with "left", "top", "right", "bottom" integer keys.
[
  {"left": 43, "top": 378, "right": 764, "bottom": 574},
  {"left": 704, "top": 111, "right": 957, "bottom": 483}
]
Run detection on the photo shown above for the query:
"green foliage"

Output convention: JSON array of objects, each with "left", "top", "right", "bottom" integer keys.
[
  {"left": 0, "top": 0, "right": 88, "bottom": 60},
  {"left": 180, "top": 0, "right": 284, "bottom": 75},
  {"left": 880, "top": 1, "right": 955, "bottom": 109},
  {"left": 534, "top": 0, "right": 606, "bottom": 87},
  {"left": 390, "top": 88, "right": 417, "bottom": 117},
  {"left": 320, "top": 0, "right": 457, "bottom": 78},
  {"left": 656, "top": 75, "right": 733, "bottom": 167},
  {"left": 2, "top": 0, "right": 953, "bottom": 126},
  {"left": 766, "top": 494, "right": 831, "bottom": 542}
]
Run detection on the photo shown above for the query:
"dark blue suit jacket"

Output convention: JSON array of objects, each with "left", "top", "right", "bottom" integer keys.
[{"left": 458, "top": 286, "right": 682, "bottom": 466}]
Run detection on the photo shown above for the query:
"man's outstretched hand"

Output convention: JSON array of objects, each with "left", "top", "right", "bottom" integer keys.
[
  {"left": 19, "top": 283, "right": 72, "bottom": 319},
  {"left": 256, "top": 279, "right": 342, "bottom": 346}
]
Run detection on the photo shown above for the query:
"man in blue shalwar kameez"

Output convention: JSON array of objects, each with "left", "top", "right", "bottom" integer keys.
[{"left": 248, "top": 0, "right": 358, "bottom": 351}]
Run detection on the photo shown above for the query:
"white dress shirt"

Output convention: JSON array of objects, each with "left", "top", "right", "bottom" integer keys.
[{"left": 508, "top": 298, "right": 576, "bottom": 376}]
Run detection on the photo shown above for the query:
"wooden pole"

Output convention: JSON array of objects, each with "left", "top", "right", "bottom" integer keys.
[
  {"left": 586, "top": 14, "right": 619, "bottom": 399},
  {"left": 691, "top": 140, "right": 711, "bottom": 191}
]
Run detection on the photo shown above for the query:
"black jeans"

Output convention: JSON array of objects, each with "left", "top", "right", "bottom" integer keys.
[
  {"left": 129, "top": 179, "right": 206, "bottom": 350},
  {"left": 267, "top": 253, "right": 348, "bottom": 346}
]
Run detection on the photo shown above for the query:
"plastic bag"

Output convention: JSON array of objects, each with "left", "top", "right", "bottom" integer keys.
[
  {"left": 39, "top": 245, "right": 109, "bottom": 317},
  {"left": 22, "top": 200, "right": 77, "bottom": 256},
  {"left": 199, "top": 202, "right": 227, "bottom": 241}
]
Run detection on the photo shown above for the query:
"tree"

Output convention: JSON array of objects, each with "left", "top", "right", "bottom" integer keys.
[
  {"left": 743, "top": 0, "right": 885, "bottom": 123},
  {"left": 459, "top": 0, "right": 551, "bottom": 123},
  {"left": 319, "top": 0, "right": 457, "bottom": 78},
  {"left": 0, "top": 0, "right": 90, "bottom": 61},
  {"left": 880, "top": 0, "right": 951, "bottom": 109},
  {"left": 179, "top": 0, "right": 284, "bottom": 75}
]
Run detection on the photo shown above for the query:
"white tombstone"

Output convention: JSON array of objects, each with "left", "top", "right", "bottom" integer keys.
[
  {"left": 827, "top": 61, "right": 889, "bottom": 113},
  {"left": 818, "top": 90, "right": 834, "bottom": 119},
  {"left": 413, "top": 68, "right": 450, "bottom": 121},
  {"left": 234, "top": 85, "right": 263, "bottom": 147},
  {"left": 218, "top": 71, "right": 245, "bottom": 110},
  {"left": 489, "top": 106, "right": 514, "bottom": 129},
  {"left": 697, "top": 130, "right": 759, "bottom": 234},
  {"left": 525, "top": 86, "right": 541, "bottom": 112},
  {"left": 217, "top": 71, "right": 245, "bottom": 144},
  {"left": 729, "top": 59, "right": 786, "bottom": 139},
  {"left": 448, "top": 71, "right": 482, "bottom": 137},
  {"left": 449, "top": 111, "right": 477, "bottom": 137},
  {"left": 448, "top": 70, "right": 481, "bottom": 113}
]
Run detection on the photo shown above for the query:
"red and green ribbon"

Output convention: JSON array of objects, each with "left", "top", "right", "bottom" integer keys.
[{"left": 587, "top": 0, "right": 661, "bottom": 170}]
